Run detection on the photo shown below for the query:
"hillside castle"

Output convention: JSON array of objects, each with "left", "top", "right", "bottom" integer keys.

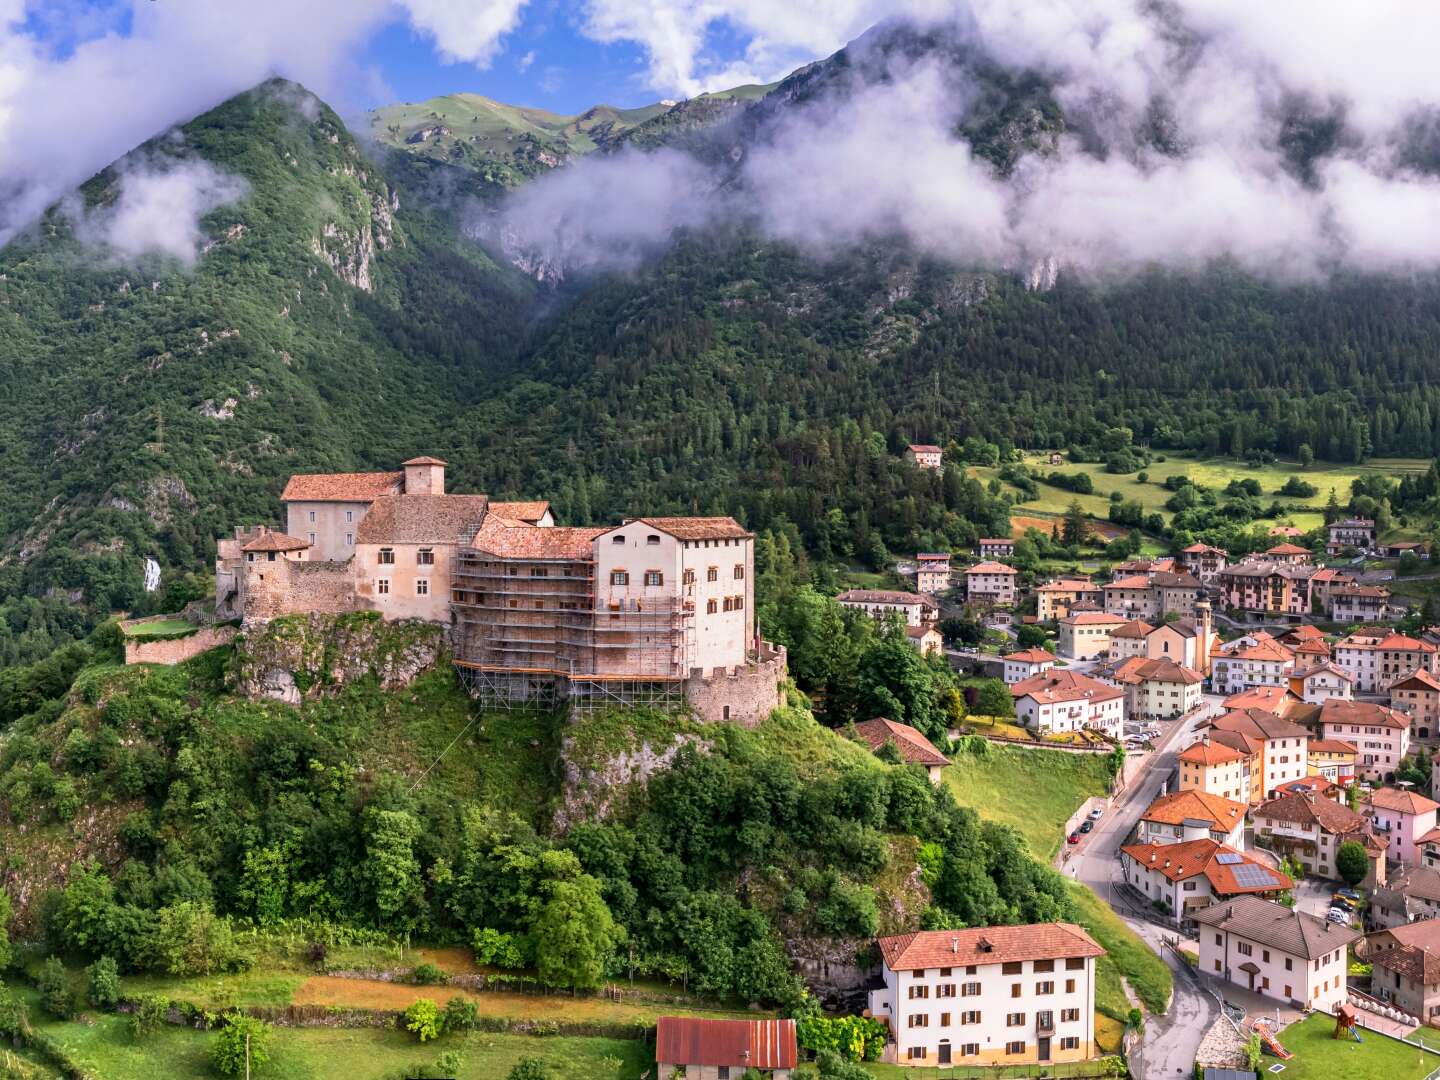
[{"left": 216, "top": 457, "right": 786, "bottom": 724}]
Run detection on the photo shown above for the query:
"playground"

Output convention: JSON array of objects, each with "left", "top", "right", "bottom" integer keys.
[{"left": 1253, "top": 1010, "right": 1440, "bottom": 1080}]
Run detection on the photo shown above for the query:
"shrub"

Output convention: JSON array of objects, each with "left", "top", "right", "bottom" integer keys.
[
  {"left": 86, "top": 956, "right": 122, "bottom": 1009},
  {"left": 128, "top": 994, "right": 169, "bottom": 1040},
  {"left": 211, "top": 1013, "right": 272, "bottom": 1076},
  {"left": 442, "top": 996, "right": 479, "bottom": 1032},
  {"left": 506, "top": 1060, "right": 552, "bottom": 1080},
  {"left": 404, "top": 998, "right": 441, "bottom": 1042},
  {"left": 410, "top": 961, "right": 447, "bottom": 985},
  {"left": 37, "top": 957, "right": 74, "bottom": 1019}
]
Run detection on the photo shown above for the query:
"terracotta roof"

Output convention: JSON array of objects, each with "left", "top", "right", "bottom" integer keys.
[
  {"left": 655, "top": 1017, "right": 797, "bottom": 1069},
  {"left": 1393, "top": 670, "right": 1440, "bottom": 693},
  {"left": 877, "top": 923, "right": 1104, "bottom": 972},
  {"left": 1110, "top": 620, "right": 1156, "bottom": 639},
  {"left": 1372, "top": 920, "right": 1440, "bottom": 953},
  {"left": 908, "top": 444, "right": 943, "bottom": 454},
  {"left": 1208, "top": 707, "right": 1309, "bottom": 741},
  {"left": 281, "top": 470, "right": 403, "bottom": 503},
  {"left": 1011, "top": 669, "right": 1124, "bottom": 705},
  {"left": 978, "top": 538, "right": 1014, "bottom": 546},
  {"left": 1266, "top": 543, "right": 1311, "bottom": 555},
  {"left": 354, "top": 494, "right": 490, "bottom": 545},
  {"left": 1275, "top": 776, "right": 1338, "bottom": 798},
  {"left": 1004, "top": 648, "right": 1055, "bottom": 664},
  {"left": 1368, "top": 787, "right": 1440, "bottom": 816},
  {"left": 489, "top": 500, "right": 551, "bottom": 523},
  {"left": 1105, "top": 575, "right": 1153, "bottom": 589},
  {"left": 1309, "top": 568, "right": 1350, "bottom": 584},
  {"left": 1269, "top": 526, "right": 1305, "bottom": 537},
  {"left": 1183, "top": 543, "right": 1228, "bottom": 555},
  {"left": 1141, "top": 789, "right": 1247, "bottom": 831},
  {"left": 470, "top": 515, "right": 606, "bottom": 560},
  {"left": 1379, "top": 865, "right": 1440, "bottom": 906},
  {"left": 1220, "top": 686, "right": 1296, "bottom": 713},
  {"left": 1036, "top": 580, "right": 1095, "bottom": 592},
  {"left": 1218, "top": 637, "right": 1294, "bottom": 664},
  {"left": 836, "top": 589, "right": 937, "bottom": 608},
  {"left": 1179, "top": 739, "right": 1248, "bottom": 766},
  {"left": 1060, "top": 612, "right": 1127, "bottom": 626},
  {"left": 1120, "top": 840, "right": 1291, "bottom": 893},
  {"left": 853, "top": 718, "right": 950, "bottom": 768},
  {"left": 629, "top": 516, "right": 752, "bottom": 541},
  {"left": 242, "top": 531, "right": 309, "bottom": 553},
  {"left": 1338, "top": 631, "right": 1437, "bottom": 653},
  {"left": 1291, "top": 661, "right": 1352, "bottom": 682},
  {"left": 904, "top": 624, "right": 939, "bottom": 640},
  {"left": 1281, "top": 624, "right": 1327, "bottom": 642},
  {"left": 1190, "top": 896, "right": 1359, "bottom": 959},
  {"left": 401, "top": 455, "right": 447, "bottom": 465},
  {"left": 1254, "top": 792, "right": 1374, "bottom": 838},
  {"left": 1318, "top": 699, "right": 1409, "bottom": 730},
  {"left": 1114, "top": 657, "right": 1203, "bottom": 685},
  {"left": 1293, "top": 639, "right": 1331, "bottom": 657},
  {"left": 1210, "top": 729, "right": 1263, "bottom": 757},
  {"left": 917, "top": 552, "right": 952, "bottom": 561},
  {"left": 1150, "top": 570, "right": 1203, "bottom": 588},
  {"left": 967, "top": 561, "right": 1018, "bottom": 574},
  {"left": 1307, "top": 739, "right": 1358, "bottom": 755},
  {"left": 1332, "top": 584, "right": 1390, "bottom": 599},
  {"left": 1370, "top": 941, "right": 1440, "bottom": 986}
]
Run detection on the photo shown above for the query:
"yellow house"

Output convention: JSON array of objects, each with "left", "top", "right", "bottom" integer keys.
[
  {"left": 1058, "top": 612, "right": 1127, "bottom": 660},
  {"left": 1178, "top": 736, "right": 1251, "bottom": 803}
]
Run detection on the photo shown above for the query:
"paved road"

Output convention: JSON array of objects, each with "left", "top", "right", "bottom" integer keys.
[{"left": 1059, "top": 697, "right": 1226, "bottom": 1078}]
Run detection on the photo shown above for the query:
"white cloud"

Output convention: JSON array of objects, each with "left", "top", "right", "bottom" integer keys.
[
  {"left": 399, "top": 0, "right": 528, "bottom": 67},
  {"left": 517, "top": 49, "right": 536, "bottom": 73}
]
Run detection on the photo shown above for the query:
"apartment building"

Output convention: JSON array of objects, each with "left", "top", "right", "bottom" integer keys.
[
  {"left": 1010, "top": 670, "right": 1125, "bottom": 738},
  {"left": 1327, "top": 517, "right": 1376, "bottom": 555},
  {"left": 1314, "top": 700, "right": 1411, "bottom": 782},
  {"left": 1365, "top": 921, "right": 1440, "bottom": 1024},
  {"left": 1366, "top": 787, "right": 1440, "bottom": 868},
  {"left": 836, "top": 590, "right": 938, "bottom": 628},
  {"left": 1217, "top": 562, "right": 1315, "bottom": 617},
  {"left": 1001, "top": 648, "right": 1056, "bottom": 686},
  {"left": 1307, "top": 567, "right": 1357, "bottom": 612},
  {"left": 1330, "top": 584, "right": 1391, "bottom": 624},
  {"left": 1137, "top": 789, "right": 1248, "bottom": 849},
  {"left": 1180, "top": 543, "right": 1229, "bottom": 582},
  {"left": 977, "top": 538, "right": 1015, "bottom": 559},
  {"left": 1056, "top": 612, "right": 1128, "bottom": 660},
  {"left": 1210, "top": 634, "right": 1296, "bottom": 695},
  {"left": 1192, "top": 896, "right": 1357, "bottom": 1010},
  {"left": 1392, "top": 670, "right": 1440, "bottom": 742},
  {"left": 1287, "top": 662, "right": 1354, "bottom": 705},
  {"left": 1120, "top": 840, "right": 1291, "bottom": 926},
  {"left": 1307, "top": 739, "right": 1359, "bottom": 785},
  {"left": 965, "top": 562, "right": 1019, "bottom": 607},
  {"left": 1334, "top": 630, "right": 1440, "bottom": 694},
  {"left": 914, "top": 554, "right": 953, "bottom": 595},
  {"left": 1105, "top": 619, "right": 1154, "bottom": 662},
  {"left": 1111, "top": 657, "right": 1204, "bottom": 720},
  {"left": 1034, "top": 579, "right": 1102, "bottom": 622},
  {"left": 1252, "top": 792, "right": 1383, "bottom": 880},
  {"left": 868, "top": 924, "right": 1104, "bottom": 1068},
  {"left": 1178, "top": 737, "right": 1252, "bottom": 803},
  {"left": 1101, "top": 571, "right": 1203, "bottom": 621},
  {"left": 1203, "top": 708, "right": 1309, "bottom": 800}
]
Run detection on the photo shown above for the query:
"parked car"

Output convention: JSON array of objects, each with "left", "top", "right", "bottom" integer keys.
[
  {"left": 1079, "top": 820, "right": 1094, "bottom": 834},
  {"left": 1067, "top": 831, "right": 1082, "bottom": 845},
  {"left": 1334, "top": 888, "right": 1362, "bottom": 904},
  {"left": 1327, "top": 908, "right": 1351, "bottom": 924},
  {"left": 1331, "top": 893, "right": 1360, "bottom": 911},
  {"left": 1087, "top": 808, "right": 1105, "bottom": 820}
]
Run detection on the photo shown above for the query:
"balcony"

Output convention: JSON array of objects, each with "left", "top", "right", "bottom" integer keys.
[{"left": 1036, "top": 1011, "right": 1055, "bottom": 1034}]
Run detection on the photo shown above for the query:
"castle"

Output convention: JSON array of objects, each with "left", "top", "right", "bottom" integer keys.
[{"left": 216, "top": 457, "right": 786, "bottom": 724}]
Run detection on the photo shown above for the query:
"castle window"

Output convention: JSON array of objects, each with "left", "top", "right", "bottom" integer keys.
[
  {"left": 530, "top": 567, "right": 548, "bottom": 577},
  {"left": 723, "top": 705, "right": 731, "bottom": 720},
  {"left": 735, "top": 595, "right": 744, "bottom": 610},
  {"left": 417, "top": 548, "right": 435, "bottom": 566},
  {"left": 683, "top": 569, "right": 695, "bottom": 585},
  {"left": 612, "top": 535, "right": 625, "bottom": 545},
  {"left": 611, "top": 571, "right": 629, "bottom": 586},
  {"left": 345, "top": 533, "right": 353, "bottom": 546},
  {"left": 308, "top": 510, "right": 315, "bottom": 522},
  {"left": 647, "top": 534, "right": 661, "bottom": 545},
  {"left": 707, "top": 566, "right": 719, "bottom": 582},
  {"left": 644, "top": 571, "right": 663, "bottom": 586},
  {"left": 734, "top": 564, "right": 744, "bottom": 579},
  {"left": 707, "top": 599, "right": 718, "bottom": 614},
  {"left": 346, "top": 510, "right": 353, "bottom": 523},
  {"left": 267, "top": 552, "right": 277, "bottom": 562},
  {"left": 723, "top": 597, "right": 733, "bottom": 612},
  {"left": 308, "top": 532, "right": 316, "bottom": 546},
  {"left": 416, "top": 579, "right": 429, "bottom": 596},
  {"left": 377, "top": 579, "right": 390, "bottom": 595},
  {"left": 246, "top": 553, "right": 254, "bottom": 563},
  {"left": 378, "top": 548, "right": 395, "bottom": 565}
]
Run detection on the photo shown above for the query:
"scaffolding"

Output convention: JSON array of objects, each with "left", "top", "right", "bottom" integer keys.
[{"left": 451, "top": 548, "right": 694, "bottom": 714}]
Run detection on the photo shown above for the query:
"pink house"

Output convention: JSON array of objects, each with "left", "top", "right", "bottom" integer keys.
[{"left": 1367, "top": 787, "right": 1440, "bottom": 867}]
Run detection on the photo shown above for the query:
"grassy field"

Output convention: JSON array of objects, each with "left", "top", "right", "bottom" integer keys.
[
  {"left": 979, "top": 452, "right": 1430, "bottom": 535},
  {"left": 942, "top": 744, "right": 1113, "bottom": 861},
  {"left": 1067, "top": 884, "right": 1171, "bottom": 1016},
  {"left": 1277, "top": 1011, "right": 1440, "bottom": 1079},
  {"left": 120, "top": 618, "right": 195, "bottom": 639}
]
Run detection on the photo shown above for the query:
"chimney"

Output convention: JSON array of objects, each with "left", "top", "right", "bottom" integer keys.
[{"left": 402, "top": 456, "right": 446, "bottom": 496}]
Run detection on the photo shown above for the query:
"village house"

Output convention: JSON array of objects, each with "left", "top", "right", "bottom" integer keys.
[
  {"left": 906, "top": 624, "right": 944, "bottom": 657},
  {"left": 1221, "top": 684, "right": 1305, "bottom": 717},
  {"left": 1252, "top": 792, "right": 1384, "bottom": 881},
  {"left": 1327, "top": 517, "right": 1377, "bottom": 555},
  {"left": 853, "top": 718, "right": 950, "bottom": 783},
  {"left": 868, "top": 924, "right": 1105, "bottom": 1068},
  {"left": 1364, "top": 921, "right": 1440, "bottom": 1023},
  {"left": 1178, "top": 737, "right": 1252, "bottom": 803},
  {"left": 914, "top": 553, "right": 953, "bottom": 595},
  {"left": 1192, "top": 896, "right": 1357, "bottom": 1009},
  {"left": 1314, "top": 699, "right": 1411, "bottom": 782},
  {"left": 1274, "top": 775, "right": 1343, "bottom": 802},
  {"left": 655, "top": 1017, "right": 797, "bottom": 1080},
  {"left": 1056, "top": 612, "right": 1127, "bottom": 660},
  {"left": 1217, "top": 561, "right": 1316, "bottom": 618},
  {"left": 836, "top": 589, "right": 938, "bottom": 628},
  {"left": 1369, "top": 866, "right": 1440, "bottom": 930},
  {"left": 1329, "top": 583, "right": 1392, "bottom": 624},
  {"left": 1421, "top": 831, "right": 1440, "bottom": 872},
  {"left": 1307, "top": 567, "right": 1357, "bottom": 612},
  {"left": 1269, "top": 525, "right": 1306, "bottom": 539},
  {"left": 1210, "top": 634, "right": 1296, "bottom": 695},
  {"left": 1307, "top": 739, "right": 1359, "bottom": 786},
  {"left": 1261, "top": 542, "right": 1314, "bottom": 565},
  {"left": 1334, "top": 629, "right": 1440, "bottom": 694},
  {"left": 1110, "top": 557, "right": 1180, "bottom": 578},
  {"left": 1381, "top": 540, "right": 1430, "bottom": 560},
  {"left": 1034, "top": 578, "right": 1103, "bottom": 622},
  {"left": 1392, "top": 670, "right": 1440, "bottom": 742},
  {"left": 1138, "top": 789, "right": 1248, "bottom": 849},
  {"left": 965, "top": 562, "right": 1019, "bottom": 607},
  {"left": 906, "top": 444, "right": 944, "bottom": 471},
  {"left": 977, "top": 538, "right": 1015, "bottom": 559},
  {"left": 1120, "top": 840, "right": 1292, "bottom": 926},
  {"left": 1010, "top": 670, "right": 1125, "bottom": 738},
  {"left": 1366, "top": 788, "right": 1440, "bottom": 868},
  {"left": 1101, "top": 570, "right": 1204, "bottom": 621},
  {"left": 1287, "top": 661, "right": 1354, "bottom": 705},
  {"left": 1179, "top": 543, "right": 1229, "bottom": 582},
  {"left": 1105, "top": 620, "right": 1154, "bottom": 662},
  {"left": 1002, "top": 648, "right": 1056, "bottom": 685},
  {"left": 1202, "top": 708, "right": 1309, "bottom": 800},
  {"left": 1111, "top": 657, "right": 1204, "bottom": 720}
]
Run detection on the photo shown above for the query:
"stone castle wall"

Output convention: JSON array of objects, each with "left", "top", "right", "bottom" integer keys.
[
  {"left": 243, "top": 558, "right": 368, "bottom": 625},
  {"left": 683, "top": 641, "right": 788, "bottom": 727},
  {"left": 124, "top": 625, "right": 238, "bottom": 666}
]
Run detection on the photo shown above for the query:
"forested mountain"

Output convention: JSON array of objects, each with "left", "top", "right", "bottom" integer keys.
[{"left": 6, "top": 20, "right": 1440, "bottom": 669}]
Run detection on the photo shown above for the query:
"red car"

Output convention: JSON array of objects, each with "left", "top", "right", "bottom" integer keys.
[{"left": 1067, "top": 831, "right": 1082, "bottom": 845}]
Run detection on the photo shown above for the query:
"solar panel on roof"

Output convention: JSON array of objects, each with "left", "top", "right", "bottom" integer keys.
[
  {"left": 1232, "top": 864, "right": 1280, "bottom": 888},
  {"left": 1216, "top": 852, "right": 1243, "bottom": 864}
]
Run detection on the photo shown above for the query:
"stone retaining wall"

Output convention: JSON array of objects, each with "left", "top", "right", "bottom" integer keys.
[
  {"left": 123, "top": 624, "right": 237, "bottom": 666},
  {"left": 684, "top": 641, "right": 787, "bottom": 726}
]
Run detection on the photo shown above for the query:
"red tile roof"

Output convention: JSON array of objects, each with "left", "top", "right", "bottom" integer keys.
[
  {"left": 1061, "top": 612, "right": 1127, "bottom": 625},
  {"left": 655, "top": 1017, "right": 797, "bottom": 1069},
  {"left": 1121, "top": 839, "right": 1291, "bottom": 893},
  {"left": 1179, "top": 739, "right": 1248, "bottom": 766},
  {"left": 1010, "top": 669, "right": 1123, "bottom": 705},
  {"left": 280, "top": 471, "right": 403, "bottom": 502},
  {"left": 1114, "top": 657, "right": 1203, "bottom": 685},
  {"left": 853, "top": 718, "right": 950, "bottom": 767},
  {"left": 1110, "top": 619, "right": 1156, "bottom": 639},
  {"left": 1318, "top": 699, "right": 1410, "bottom": 730},
  {"left": 489, "top": 500, "right": 551, "bottom": 523},
  {"left": 1266, "top": 543, "right": 1311, "bottom": 555},
  {"left": 354, "top": 494, "right": 490, "bottom": 545},
  {"left": 1105, "top": 575, "right": 1153, "bottom": 589},
  {"left": 1004, "top": 648, "right": 1055, "bottom": 664},
  {"left": 1221, "top": 686, "right": 1297, "bottom": 712},
  {"left": 1307, "top": 739, "right": 1358, "bottom": 756},
  {"left": 1141, "top": 789, "right": 1247, "bottom": 830},
  {"left": 967, "top": 561, "right": 1018, "bottom": 574},
  {"left": 1211, "top": 707, "right": 1310, "bottom": 741},
  {"left": 241, "top": 531, "right": 309, "bottom": 553},
  {"left": 470, "top": 516, "right": 606, "bottom": 560},
  {"left": 628, "top": 516, "right": 752, "bottom": 541},
  {"left": 1254, "top": 792, "right": 1375, "bottom": 839},
  {"left": 877, "top": 923, "right": 1104, "bottom": 972},
  {"left": 1393, "top": 670, "right": 1440, "bottom": 693},
  {"left": 1368, "top": 787, "right": 1440, "bottom": 816},
  {"left": 836, "top": 589, "right": 937, "bottom": 608},
  {"left": 401, "top": 455, "right": 447, "bottom": 465},
  {"left": 908, "top": 444, "right": 943, "bottom": 454}
]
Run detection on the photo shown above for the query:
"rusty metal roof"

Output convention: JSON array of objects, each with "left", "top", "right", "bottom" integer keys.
[{"left": 654, "top": 1017, "right": 797, "bottom": 1069}]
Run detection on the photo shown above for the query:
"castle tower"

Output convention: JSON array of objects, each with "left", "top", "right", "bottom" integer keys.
[
  {"left": 402, "top": 456, "right": 446, "bottom": 496},
  {"left": 1196, "top": 599, "right": 1213, "bottom": 673}
]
